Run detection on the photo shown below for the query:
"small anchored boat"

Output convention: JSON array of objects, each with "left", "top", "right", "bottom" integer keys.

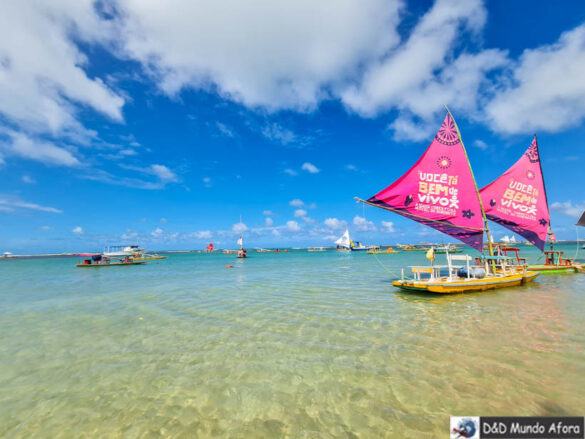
[{"left": 76, "top": 254, "right": 146, "bottom": 267}]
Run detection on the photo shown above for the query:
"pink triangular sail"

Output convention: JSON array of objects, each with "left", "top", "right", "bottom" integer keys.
[
  {"left": 480, "top": 138, "right": 550, "bottom": 251},
  {"left": 364, "top": 112, "right": 485, "bottom": 251}
]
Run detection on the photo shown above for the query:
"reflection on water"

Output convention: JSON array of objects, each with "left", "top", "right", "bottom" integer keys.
[{"left": 1, "top": 246, "right": 584, "bottom": 437}]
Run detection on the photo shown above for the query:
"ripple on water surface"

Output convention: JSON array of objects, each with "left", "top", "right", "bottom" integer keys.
[{"left": 1, "top": 249, "right": 584, "bottom": 437}]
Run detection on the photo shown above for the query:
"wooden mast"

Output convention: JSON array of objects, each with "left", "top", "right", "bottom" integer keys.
[{"left": 445, "top": 105, "right": 494, "bottom": 257}]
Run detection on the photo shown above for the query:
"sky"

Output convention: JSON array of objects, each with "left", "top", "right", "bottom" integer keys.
[{"left": 1, "top": 0, "right": 585, "bottom": 253}]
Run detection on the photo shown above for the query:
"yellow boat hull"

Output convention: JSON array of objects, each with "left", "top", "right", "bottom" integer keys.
[{"left": 392, "top": 271, "right": 540, "bottom": 294}]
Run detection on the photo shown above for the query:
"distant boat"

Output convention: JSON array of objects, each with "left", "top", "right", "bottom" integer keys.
[
  {"left": 77, "top": 254, "right": 146, "bottom": 267},
  {"left": 308, "top": 247, "right": 327, "bottom": 252},
  {"left": 334, "top": 229, "right": 351, "bottom": 251},
  {"left": 357, "top": 109, "right": 539, "bottom": 293},
  {"left": 103, "top": 245, "right": 145, "bottom": 257},
  {"left": 366, "top": 247, "right": 400, "bottom": 254},
  {"left": 205, "top": 242, "right": 214, "bottom": 253},
  {"left": 434, "top": 245, "right": 462, "bottom": 254},
  {"left": 237, "top": 232, "right": 247, "bottom": 258},
  {"left": 131, "top": 254, "right": 167, "bottom": 261}
]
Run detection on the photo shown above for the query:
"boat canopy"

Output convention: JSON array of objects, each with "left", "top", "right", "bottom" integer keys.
[{"left": 480, "top": 137, "right": 550, "bottom": 251}]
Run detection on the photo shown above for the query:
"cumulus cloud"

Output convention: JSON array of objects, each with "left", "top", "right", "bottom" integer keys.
[
  {"left": 290, "top": 199, "right": 305, "bottom": 207},
  {"left": 353, "top": 215, "right": 376, "bottom": 231},
  {"left": 294, "top": 209, "right": 307, "bottom": 218},
  {"left": 263, "top": 210, "right": 275, "bottom": 216},
  {"left": 39, "top": 225, "right": 53, "bottom": 230},
  {"left": 0, "top": 1, "right": 124, "bottom": 138},
  {"left": 486, "top": 25, "right": 585, "bottom": 134},
  {"left": 381, "top": 221, "right": 395, "bottom": 233},
  {"left": 324, "top": 218, "right": 347, "bottom": 230},
  {"left": 194, "top": 230, "right": 212, "bottom": 239},
  {"left": 550, "top": 201, "right": 585, "bottom": 218},
  {"left": 265, "top": 217, "right": 274, "bottom": 227},
  {"left": 151, "top": 227, "right": 164, "bottom": 237},
  {"left": 113, "top": 0, "right": 403, "bottom": 111},
  {"left": 72, "top": 226, "right": 83, "bottom": 234},
  {"left": 301, "top": 162, "right": 320, "bottom": 174},
  {"left": 283, "top": 169, "right": 298, "bottom": 176},
  {"left": 286, "top": 220, "right": 301, "bottom": 232},
  {"left": 150, "top": 165, "right": 179, "bottom": 183},
  {"left": 232, "top": 222, "right": 248, "bottom": 233}
]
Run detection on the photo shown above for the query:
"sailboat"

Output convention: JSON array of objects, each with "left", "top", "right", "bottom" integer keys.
[
  {"left": 357, "top": 109, "right": 539, "bottom": 293},
  {"left": 480, "top": 136, "right": 584, "bottom": 274},
  {"left": 205, "top": 242, "right": 214, "bottom": 253},
  {"left": 334, "top": 229, "right": 351, "bottom": 251},
  {"left": 237, "top": 233, "right": 247, "bottom": 258}
]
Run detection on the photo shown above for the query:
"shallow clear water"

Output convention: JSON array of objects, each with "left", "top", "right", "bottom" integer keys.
[{"left": 1, "top": 246, "right": 584, "bottom": 438}]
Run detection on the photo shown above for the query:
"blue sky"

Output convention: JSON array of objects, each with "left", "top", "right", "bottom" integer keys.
[{"left": 1, "top": 0, "right": 585, "bottom": 253}]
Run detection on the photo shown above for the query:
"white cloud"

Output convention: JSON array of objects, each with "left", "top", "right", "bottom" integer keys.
[
  {"left": 294, "top": 209, "right": 307, "bottom": 218},
  {"left": 487, "top": 25, "right": 585, "bottom": 134},
  {"left": 114, "top": 0, "right": 403, "bottom": 111},
  {"left": 301, "top": 162, "right": 320, "bottom": 174},
  {"left": 473, "top": 139, "right": 488, "bottom": 150},
  {"left": 151, "top": 227, "right": 164, "bottom": 237},
  {"left": 290, "top": 199, "right": 305, "bottom": 207},
  {"left": 262, "top": 123, "right": 296, "bottom": 145},
  {"left": 150, "top": 164, "right": 179, "bottom": 183},
  {"left": 341, "top": 0, "right": 489, "bottom": 116},
  {"left": 284, "top": 169, "right": 298, "bottom": 176},
  {"left": 0, "top": 195, "right": 63, "bottom": 213},
  {"left": 39, "top": 225, "right": 52, "bottom": 230},
  {"left": 22, "top": 175, "right": 36, "bottom": 184},
  {"left": 203, "top": 176, "right": 212, "bottom": 187},
  {"left": 272, "top": 229, "right": 281, "bottom": 237},
  {"left": 72, "top": 226, "right": 83, "bottom": 234},
  {"left": 286, "top": 220, "right": 301, "bottom": 232},
  {"left": 0, "top": 131, "right": 80, "bottom": 167},
  {"left": 0, "top": 1, "right": 123, "bottom": 137},
  {"left": 216, "top": 122, "right": 234, "bottom": 137},
  {"left": 381, "top": 221, "right": 395, "bottom": 233},
  {"left": 353, "top": 215, "right": 376, "bottom": 231},
  {"left": 550, "top": 201, "right": 585, "bottom": 218},
  {"left": 324, "top": 218, "right": 347, "bottom": 230},
  {"left": 345, "top": 164, "right": 358, "bottom": 171},
  {"left": 265, "top": 217, "right": 274, "bottom": 227},
  {"left": 232, "top": 222, "right": 248, "bottom": 233},
  {"left": 263, "top": 210, "right": 275, "bottom": 216},
  {"left": 194, "top": 230, "right": 212, "bottom": 239}
]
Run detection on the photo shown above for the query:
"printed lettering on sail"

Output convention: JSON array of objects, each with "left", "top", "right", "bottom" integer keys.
[
  {"left": 366, "top": 113, "right": 485, "bottom": 251},
  {"left": 480, "top": 138, "right": 550, "bottom": 251}
]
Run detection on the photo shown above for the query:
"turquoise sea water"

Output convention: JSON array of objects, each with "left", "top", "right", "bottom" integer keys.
[{"left": 1, "top": 245, "right": 585, "bottom": 438}]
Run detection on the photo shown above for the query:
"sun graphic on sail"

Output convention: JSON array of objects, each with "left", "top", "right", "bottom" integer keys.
[
  {"left": 434, "top": 114, "right": 459, "bottom": 145},
  {"left": 436, "top": 155, "right": 452, "bottom": 170}
]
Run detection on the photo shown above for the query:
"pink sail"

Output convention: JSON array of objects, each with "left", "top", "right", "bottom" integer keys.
[
  {"left": 480, "top": 138, "right": 550, "bottom": 251},
  {"left": 363, "top": 112, "right": 485, "bottom": 251}
]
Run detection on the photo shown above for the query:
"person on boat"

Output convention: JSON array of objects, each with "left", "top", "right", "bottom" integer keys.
[{"left": 237, "top": 248, "right": 247, "bottom": 258}]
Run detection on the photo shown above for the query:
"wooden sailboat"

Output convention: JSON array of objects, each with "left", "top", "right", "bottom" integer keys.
[
  {"left": 480, "top": 136, "right": 584, "bottom": 274},
  {"left": 237, "top": 232, "right": 247, "bottom": 258},
  {"left": 357, "top": 109, "right": 539, "bottom": 294}
]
